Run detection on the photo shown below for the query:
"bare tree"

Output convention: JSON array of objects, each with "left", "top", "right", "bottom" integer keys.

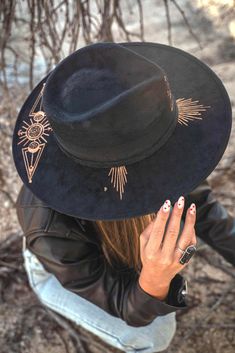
[{"left": 0, "top": 0, "right": 204, "bottom": 92}]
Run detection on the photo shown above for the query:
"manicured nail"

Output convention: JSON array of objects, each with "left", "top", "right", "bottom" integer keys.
[
  {"left": 177, "top": 196, "right": 184, "bottom": 209},
  {"left": 162, "top": 199, "right": 171, "bottom": 212},
  {"left": 189, "top": 203, "right": 196, "bottom": 214}
]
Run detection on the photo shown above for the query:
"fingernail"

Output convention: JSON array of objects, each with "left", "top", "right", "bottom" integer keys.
[
  {"left": 162, "top": 199, "right": 171, "bottom": 212},
  {"left": 189, "top": 203, "right": 196, "bottom": 214},
  {"left": 177, "top": 196, "right": 184, "bottom": 209}
]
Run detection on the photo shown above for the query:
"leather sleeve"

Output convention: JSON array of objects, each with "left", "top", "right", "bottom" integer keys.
[
  {"left": 182, "top": 178, "right": 235, "bottom": 266},
  {"left": 16, "top": 184, "right": 188, "bottom": 327},
  {"left": 24, "top": 229, "right": 187, "bottom": 327}
]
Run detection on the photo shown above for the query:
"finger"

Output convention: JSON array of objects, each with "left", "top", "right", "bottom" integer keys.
[
  {"left": 146, "top": 199, "right": 171, "bottom": 252},
  {"left": 191, "top": 231, "right": 197, "bottom": 245},
  {"left": 175, "top": 203, "right": 196, "bottom": 258},
  {"left": 139, "top": 216, "right": 156, "bottom": 247},
  {"left": 161, "top": 196, "right": 185, "bottom": 253}
]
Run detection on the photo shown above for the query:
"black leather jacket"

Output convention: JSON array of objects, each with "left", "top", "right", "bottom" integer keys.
[{"left": 15, "top": 178, "right": 235, "bottom": 327}]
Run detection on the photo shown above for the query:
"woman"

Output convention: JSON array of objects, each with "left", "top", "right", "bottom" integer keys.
[{"left": 12, "top": 42, "right": 233, "bottom": 352}]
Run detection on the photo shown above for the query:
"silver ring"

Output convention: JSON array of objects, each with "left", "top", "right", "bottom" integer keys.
[
  {"left": 177, "top": 246, "right": 185, "bottom": 254},
  {"left": 177, "top": 244, "right": 197, "bottom": 264}
]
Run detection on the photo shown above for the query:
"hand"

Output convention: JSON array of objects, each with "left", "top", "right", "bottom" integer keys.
[{"left": 138, "top": 196, "right": 197, "bottom": 300}]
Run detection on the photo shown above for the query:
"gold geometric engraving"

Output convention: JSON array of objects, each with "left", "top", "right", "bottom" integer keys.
[
  {"left": 176, "top": 98, "right": 211, "bottom": 126},
  {"left": 108, "top": 87, "right": 211, "bottom": 200},
  {"left": 21, "top": 143, "right": 45, "bottom": 183},
  {"left": 108, "top": 166, "right": 128, "bottom": 200},
  {"left": 17, "top": 83, "right": 53, "bottom": 183}
]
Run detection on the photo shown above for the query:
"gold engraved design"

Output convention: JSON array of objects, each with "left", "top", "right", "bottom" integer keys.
[
  {"left": 17, "top": 83, "right": 53, "bottom": 183},
  {"left": 176, "top": 98, "right": 211, "bottom": 126},
  {"left": 108, "top": 166, "right": 128, "bottom": 200},
  {"left": 17, "top": 79, "right": 210, "bottom": 201},
  {"left": 109, "top": 80, "right": 211, "bottom": 199}
]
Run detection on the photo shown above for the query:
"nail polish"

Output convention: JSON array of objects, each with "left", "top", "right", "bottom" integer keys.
[
  {"left": 189, "top": 203, "right": 196, "bottom": 214},
  {"left": 177, "top": 196, "right": 184, "bottom": 209},
  {"left": 162, "top": 200, "right": 171, "bottom": 212}
]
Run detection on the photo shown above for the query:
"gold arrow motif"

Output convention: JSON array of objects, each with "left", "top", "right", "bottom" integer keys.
[{"left": 17, "top": 83, "right": 53, "bottom": 183}]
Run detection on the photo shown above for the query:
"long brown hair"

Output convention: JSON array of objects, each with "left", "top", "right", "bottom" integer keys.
[{"left": 93, "top": 212, "right": 157, "bottom": 274}]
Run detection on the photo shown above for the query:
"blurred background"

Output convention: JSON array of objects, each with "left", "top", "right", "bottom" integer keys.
[{"left": 0, "top": 1, "right": 235, "bottom": 352}]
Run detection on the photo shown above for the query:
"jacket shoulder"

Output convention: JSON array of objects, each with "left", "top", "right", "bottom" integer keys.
[{"left": 15, "top": 184, "right": 95, "bottom": 243}]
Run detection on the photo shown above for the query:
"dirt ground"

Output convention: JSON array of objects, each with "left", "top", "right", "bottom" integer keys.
[{"left": 1, "top": 1, "right": 235, "bottom": 352}]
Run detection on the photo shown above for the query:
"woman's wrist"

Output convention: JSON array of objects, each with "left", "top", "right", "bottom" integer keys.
[{"left": 138, "top": 273, "right": 171, "bottom": 301}]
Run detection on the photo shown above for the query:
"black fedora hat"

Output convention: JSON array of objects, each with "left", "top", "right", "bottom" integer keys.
[{"left": 12, "top": 41, "right": 232, "bottom": 221}]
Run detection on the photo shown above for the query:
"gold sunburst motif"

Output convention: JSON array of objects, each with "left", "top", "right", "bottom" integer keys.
[
  {"left": 17, "top": 83, "right": 53, "bottom": 183},
  {"left": 108, "top": 166, "right": 128, "bottom": 200},
  {"left": 176, "top": 98, "right": 211, "bottom": 126},
  {"left": 107, "top": 93, "right": 210, "bottom": 200}
]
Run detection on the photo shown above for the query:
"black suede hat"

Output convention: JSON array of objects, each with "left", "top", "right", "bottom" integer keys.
[{"left": 12, "top": 41, "right": 232, "bottom": 221}]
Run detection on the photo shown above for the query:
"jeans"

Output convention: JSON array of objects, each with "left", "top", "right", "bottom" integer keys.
[{"left": 22, "top": 236, "right": 176, "bottom": 353}]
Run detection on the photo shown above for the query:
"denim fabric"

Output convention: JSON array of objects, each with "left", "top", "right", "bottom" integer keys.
[{"left": 22, "top": 236, "right": 176, "bottom": 353}]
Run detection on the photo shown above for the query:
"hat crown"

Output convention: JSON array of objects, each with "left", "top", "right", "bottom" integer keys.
[{"left": 43, "top": 42, "right": 177, "bottom": 167}]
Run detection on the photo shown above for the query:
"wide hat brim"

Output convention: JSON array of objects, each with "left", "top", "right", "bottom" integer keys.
[{"left": 12, "top": 42, "right": 232, "bottom": 221}]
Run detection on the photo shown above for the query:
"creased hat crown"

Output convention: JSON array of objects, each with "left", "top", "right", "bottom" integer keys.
[{"left": 43, "top": 42, "right": 177, "bottom": 167}]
